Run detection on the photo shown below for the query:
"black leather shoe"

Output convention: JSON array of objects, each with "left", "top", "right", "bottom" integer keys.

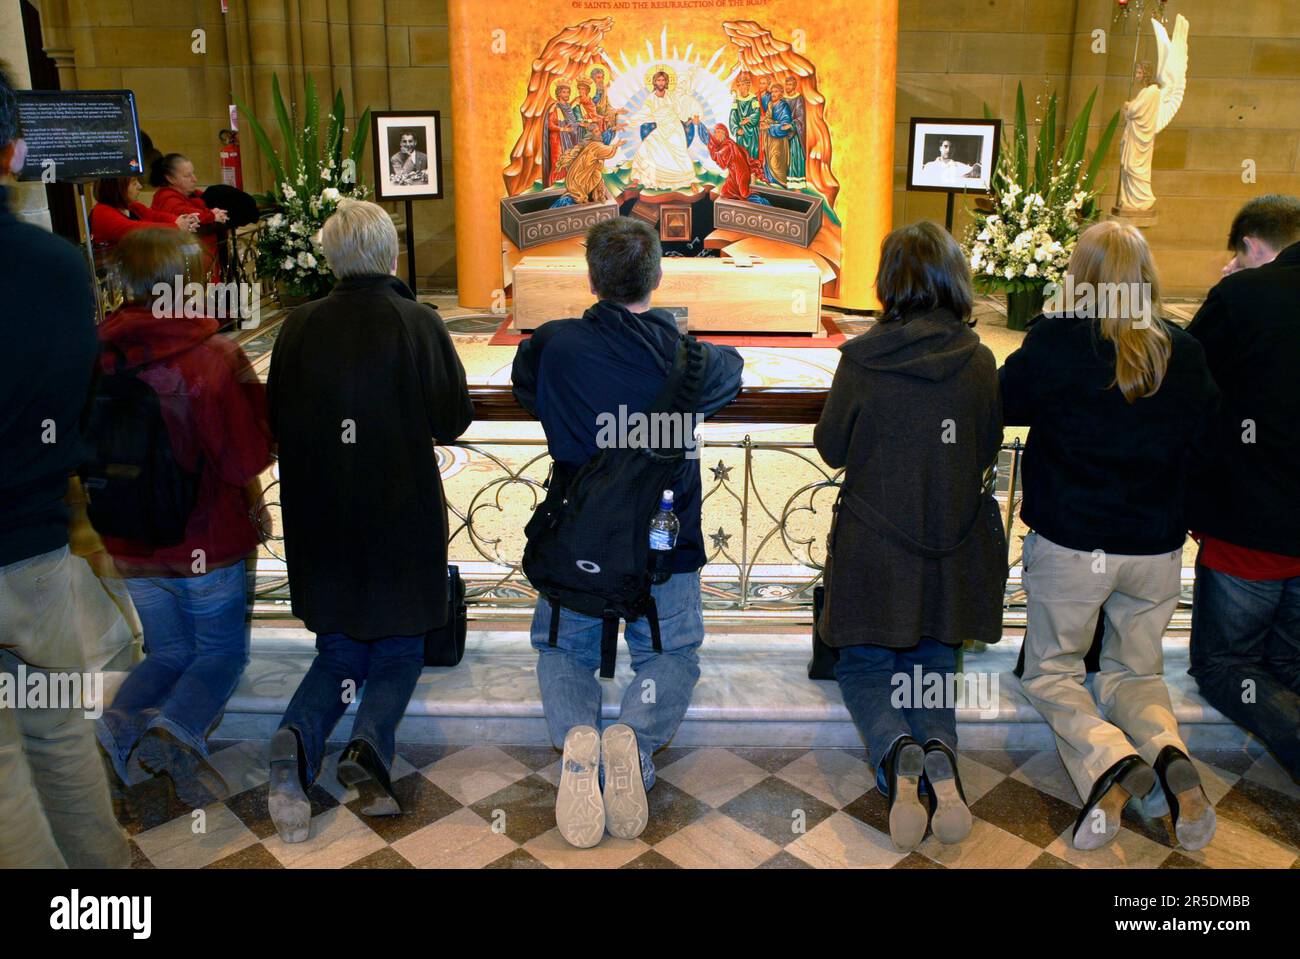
[
  {"left": 268, "top": 727, "right": 311, "bottom": 843},
  {"left": 1153, "top": 745, "right": 1216, "bottom": 851},
  {"left": 1072, "top": 754, "right": 1156, "bottom": 851},
  {"left": 922, "top": 739, "right": 972, "bottom": 845},
  {"left": 882, "top": 736, "right": 927, "bottom": 852},
  {"left": 337, "top": 739, "right": 401, "bottom": 817}
]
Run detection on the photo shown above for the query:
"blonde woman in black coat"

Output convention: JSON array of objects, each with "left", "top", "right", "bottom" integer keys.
[{"left": 815, "top": 222, "right": 1006, "bottom": 852}]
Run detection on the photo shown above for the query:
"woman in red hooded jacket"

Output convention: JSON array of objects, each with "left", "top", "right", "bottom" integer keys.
[
  {"left": 92, "top": 228, "right": 272, "bottom": 807},
  {"left": 149, "top": 153, "right": 229, "bottom": 278},
  {"left": 89, "top": 176, "right": 198, "bottom": 252}
]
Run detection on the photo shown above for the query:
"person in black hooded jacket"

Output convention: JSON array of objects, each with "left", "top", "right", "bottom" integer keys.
[{"left": 815, "top": 221, "right": 1006, "bottom": 853}]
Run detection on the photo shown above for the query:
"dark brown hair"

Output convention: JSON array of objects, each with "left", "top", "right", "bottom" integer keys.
[
  {"left": 94, "top": 177, "right": 137, "bottom": 208},
  {"left": 585, "top": 216, "right": 662, "bottom": 306},
  {"left": 874, "top": 220, "right": 974, "bottom": 325},
  {"left": 149, "top": 152, "right": 187, "bottom": 188},
  {"left": 1228, "top": 194, "right": 1300, "bottom": 254}
]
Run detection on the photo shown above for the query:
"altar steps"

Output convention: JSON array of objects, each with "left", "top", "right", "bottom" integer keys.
[{"left": 185, "top": 627, "right": 1251, "bottom": 752}]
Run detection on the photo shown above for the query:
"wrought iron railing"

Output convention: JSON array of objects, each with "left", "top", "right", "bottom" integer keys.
[{"left": 250, "top": 386, "right": 1047, "bottom": 625}]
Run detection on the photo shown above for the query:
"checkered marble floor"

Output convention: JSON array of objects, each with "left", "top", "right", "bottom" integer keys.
[{"left": 111, "top": 740, "right": 1300, "bottom": 869}]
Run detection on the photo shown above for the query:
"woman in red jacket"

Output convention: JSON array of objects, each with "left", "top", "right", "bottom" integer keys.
[
  {"left": 149, "top": 153, "right": 229, "bottom": 278},
  {"left": 91, "top": 228, "right": 272, "bottom": 807},
  {"left": 89, "top": 176, "right": 198, "bottom": 251}
]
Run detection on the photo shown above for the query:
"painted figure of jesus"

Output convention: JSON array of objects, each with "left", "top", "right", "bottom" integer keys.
[{"left": 626, "top": 69, "right": 701, "bottom": 191}]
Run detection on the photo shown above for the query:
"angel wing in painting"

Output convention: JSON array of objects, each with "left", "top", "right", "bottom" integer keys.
[
  {"left": 503, "top": 17, "right": 615, "bottom": 196},
  {"left": 722, "top": 20, "right": 838, "bottom": 208},
  {"left": 1117, "top": 14, "right": 1190, "bottom": 212}
]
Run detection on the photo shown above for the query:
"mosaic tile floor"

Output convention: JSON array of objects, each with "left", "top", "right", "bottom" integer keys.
[{"left": 111, "top": 740, "right": 1300, "bottom": 869}]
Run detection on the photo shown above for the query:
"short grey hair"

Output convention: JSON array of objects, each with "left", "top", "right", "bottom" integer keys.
[{"left": 321, "top": 198, "right": 398, "bottom": 278}]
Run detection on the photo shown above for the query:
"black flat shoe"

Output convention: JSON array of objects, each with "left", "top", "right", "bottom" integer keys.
[
  {"left": 268, "top": 727, "right": 311, "bottom": 844},
  {"left": 1072, "top": 754, "right": 1155, "bottom": 851},
  {"left": 337, "top": 739, "right": 402, "bottom": 817},
  {"left": 922, "top": 739, "right": 972, "bottom": 845},
  {"left": 883, "top": 736, "right": 927, "bottom": 853},
  {"left": 1153, "top": 745, "right": 1216, "bottom": 851}
]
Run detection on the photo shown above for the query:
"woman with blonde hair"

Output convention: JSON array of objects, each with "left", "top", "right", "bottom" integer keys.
[{"left": 1001, "top": 220, "right": 1220, "bottom": 852}]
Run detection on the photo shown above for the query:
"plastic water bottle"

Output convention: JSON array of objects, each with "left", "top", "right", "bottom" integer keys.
[{"left": 649, "top": 490, "right": 679, "bottom": 552}]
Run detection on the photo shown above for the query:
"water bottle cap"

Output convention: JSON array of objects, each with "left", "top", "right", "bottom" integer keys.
[{"left": 661, "top": 490, "right": 674, "bottom": 503}]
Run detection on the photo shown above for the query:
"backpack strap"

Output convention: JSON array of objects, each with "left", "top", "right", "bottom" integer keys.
[
  {"left": 599, "top": 612, "right": 620, "bottom": 679},
  {"left": 647, "top": 335, "right": 709, "bottom": 419},
  {"left": 547, "top": 598, "right": 561, "bottom": 648},
  {"left": 645, "top": 595, "right": 663, "bottom": 654}
]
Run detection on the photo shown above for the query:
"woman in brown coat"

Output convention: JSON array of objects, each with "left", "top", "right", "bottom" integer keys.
[{"left": 814, "top": 221, "right": 1006, "bottom": 852}]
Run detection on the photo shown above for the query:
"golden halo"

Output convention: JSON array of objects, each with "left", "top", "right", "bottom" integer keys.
[{"left": 644, "top": 63, "right": 677, "bottom": 93}]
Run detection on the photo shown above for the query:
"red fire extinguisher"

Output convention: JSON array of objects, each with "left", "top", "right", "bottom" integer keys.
[{"left": 219, "top": 129, "right": 243, "bottom": 190}]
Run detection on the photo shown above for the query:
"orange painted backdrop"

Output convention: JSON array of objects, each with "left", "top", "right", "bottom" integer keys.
[{"left": 448, "top": 0, "right": 897, "bottom": 311}]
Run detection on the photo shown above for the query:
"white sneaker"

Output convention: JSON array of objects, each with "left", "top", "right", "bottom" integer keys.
[
  {"left": 601, "top": 724, "right": 649, "bottom": 840},
  {"left": 556, "top": 726, "right": 604, "bottom": 848}
]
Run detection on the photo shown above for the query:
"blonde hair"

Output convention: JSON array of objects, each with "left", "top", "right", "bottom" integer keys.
[
  {"left": 321, "top": 198, "right": 398, "bottom": 278},
  {"left": 111, "top": 228, "right": 206, "bottom": 303},
  {"left": 1067, "top": 220, "right": 1169, "bottom": 403}
]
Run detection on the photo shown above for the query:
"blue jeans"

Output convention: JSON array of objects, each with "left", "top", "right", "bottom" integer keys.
[
  {"left": 1189, "top": 563, "right": 1300, "bottom": 780},
  {"left": 834, "top": 640, "right": 959, "bottom": 796},
  {"left": 278, "top": 633, "right": 425, "bottom": 785},
  {"left": 529, "top": 571, "right": 704, "bottom": 790},
  {"left": 97, "top": 560, "right": 250, "bottom": 776}
]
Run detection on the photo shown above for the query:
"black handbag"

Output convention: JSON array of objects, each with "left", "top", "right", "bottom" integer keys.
[
  {"left": 808, "top": 492, "right": 842, "bottom": 681},
  {"left": 808, "top": 583, "right": 839, "bottom": 680},
  {"left": 423, "top": 565, "right": 467, "bottom": 667}
]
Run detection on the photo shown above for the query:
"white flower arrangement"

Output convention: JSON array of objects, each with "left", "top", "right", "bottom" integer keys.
[
  {"left": 256, "top": 156, "right": 370, "bottom": 299},
  {"left": 960, "top": 83, "right": 1119, "bottom": 326},
  {"left": 237, "top": 73, "right": 372, "bottom": 300},
  {"left": 964, "top": 168, "right": 1082, "bottom": 293}
]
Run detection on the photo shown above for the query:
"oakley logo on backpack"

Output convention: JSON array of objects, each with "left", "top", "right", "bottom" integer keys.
[{"left": 576, "top": 560, "right": 601, "bottom": 574}]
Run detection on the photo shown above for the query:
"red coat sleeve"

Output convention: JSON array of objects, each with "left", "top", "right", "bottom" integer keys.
[
  {"left": 90, "top": 203, "right": 178, "bottom": 247},
  {"left": 131, "top": 201, "right": 180, "bottom": 224},
  {"left": 152, "top": 187, "right": 216, "bottom": 225}
]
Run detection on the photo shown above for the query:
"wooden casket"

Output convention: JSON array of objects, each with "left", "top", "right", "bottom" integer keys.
[{"left": 512, "top": 255, "right": 823, "bottom": 334}]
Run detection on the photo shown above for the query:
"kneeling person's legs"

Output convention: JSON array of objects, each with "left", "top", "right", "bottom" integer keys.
[
  {"left": 620, "top": 570, "right": 704, "bottom": 789},
  {"left": 530, "top": 600, "right": 605, "bottom": 752}
]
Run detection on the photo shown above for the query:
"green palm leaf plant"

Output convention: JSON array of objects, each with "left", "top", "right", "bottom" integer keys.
[
  {"left": 964, "top": 83, "right": 1120, "bottom": 330},
  {"left": 232, "top": 74, "right": 373, "bottom": 299}
]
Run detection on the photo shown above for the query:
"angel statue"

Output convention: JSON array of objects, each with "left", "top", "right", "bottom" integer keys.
[{"left": 1116, "top": 14, "right": 1189, "bottom": 215}]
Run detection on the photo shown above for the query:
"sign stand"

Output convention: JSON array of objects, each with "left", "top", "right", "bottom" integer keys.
[
  {"left": 404, "top": 198, "right": 417, "bottom": 291},
  {"left": 75, "top": 181, "right": 105, "bottom": 325}
]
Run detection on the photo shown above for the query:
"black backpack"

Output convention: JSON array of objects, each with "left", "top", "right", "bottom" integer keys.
[
  {"left": 81, "top": 351, "right": 203, "bottom": 548},
  {"left": 523, "top": 335, "right": 708, "bottom": 678}
]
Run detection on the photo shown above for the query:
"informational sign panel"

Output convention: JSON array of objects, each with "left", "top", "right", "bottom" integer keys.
[{"left": 15, "top": 90, "right": 143, "bottom": 183}]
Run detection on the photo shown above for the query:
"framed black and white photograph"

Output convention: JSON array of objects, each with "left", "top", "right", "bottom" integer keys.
[
  {"left": 371, "top": 110, "right": 443, "bottom": 200},
  {"left": 906, "top": 118, "right": 1001, "bottom": 194}
]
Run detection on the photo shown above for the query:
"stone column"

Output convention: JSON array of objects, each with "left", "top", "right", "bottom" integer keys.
[{"left": 0, "top": 0, "right": 52, "bottom": 230}]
